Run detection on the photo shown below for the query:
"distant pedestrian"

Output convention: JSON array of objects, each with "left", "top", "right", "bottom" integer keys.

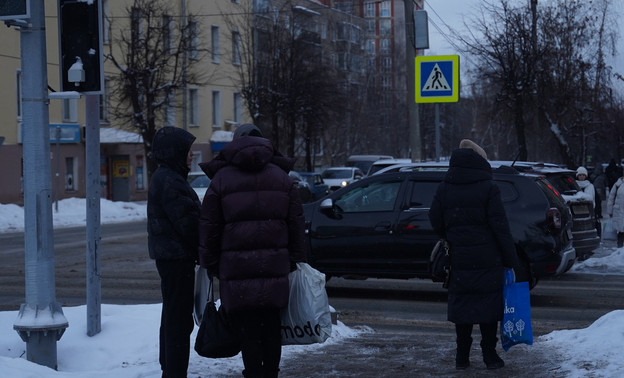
[
  {"left": 590, "top": 164, "right": 607, "bottom": 208},
  {"left": 605, "top": 159, "right": 623, "bottom": 193},
  {"left": 429, "top": 139, "right": 521, "bottom": 371},
  {"left": 198, "top": 124, "right": 307, "bottom": 378},
  {"left": 147, "top": 127, "right": 201, "bottom": 378},
  {"left": 575, "top": 167, "right": 595, "bottom": 208},
  {"left": 607, "top": 175, "right": 624, "bottom": 248}
]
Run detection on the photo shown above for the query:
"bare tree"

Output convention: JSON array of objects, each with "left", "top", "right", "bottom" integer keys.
[
  {"left": 459, "top": 0, "right": 620, "bottom": 165},
  {"left": 222, "top": 0, "right": 367, "bottom": 170},
  {"left": 105, "top": 0, "right": 210, "bottom": 178}
]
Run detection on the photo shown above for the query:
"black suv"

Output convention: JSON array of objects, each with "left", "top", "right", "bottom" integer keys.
[
  {"left": 500, "top": 162, "right": 600, "bottom": 261},
  {"left": 303, "top": 167, "right": 576, "bottom": 288}
]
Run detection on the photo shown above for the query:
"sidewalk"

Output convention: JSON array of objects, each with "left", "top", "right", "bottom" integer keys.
[{"left": 278, "top": 328, "right": 563, "bottom": 378}]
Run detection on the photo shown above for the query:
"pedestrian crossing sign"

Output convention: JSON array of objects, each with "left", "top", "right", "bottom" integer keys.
[{"left": 415, "top": 55, "right": 459, "bottom": 103}]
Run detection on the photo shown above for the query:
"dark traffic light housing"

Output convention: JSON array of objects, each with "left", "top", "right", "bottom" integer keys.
[{"left": 58, "top": 0, "right": 103, "bottom": 94}]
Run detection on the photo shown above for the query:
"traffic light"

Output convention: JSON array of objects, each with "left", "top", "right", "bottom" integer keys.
[{"left": 58, "top": 0, "right": 103, "bottom": 93}]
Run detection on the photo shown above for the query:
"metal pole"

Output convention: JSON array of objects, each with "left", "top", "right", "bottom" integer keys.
[
  {"left": 435, "top": 103, "right": 440, "bottom": 162},
  {"left": 85, "top": 94, "right": 101, "bottom": 336},
  {"left": 55, "top": 126, "right": 60, "bottom": 212},
  {"left": 404, "top": 0, "right": 421, "bottom": 161},
  {"left": 13, "top": 0, "right": 68, "bottom": 370}
]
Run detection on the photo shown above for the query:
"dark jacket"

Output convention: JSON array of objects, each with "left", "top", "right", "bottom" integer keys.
[
  {"left": 147, "top": 127, "right": 200, "bottom": 261},
  {"left": 428, "top": 148, "right": 519, "bottom": 324},
  {"left": 198, "top": 136, "right": 307, "bottom": 313}
]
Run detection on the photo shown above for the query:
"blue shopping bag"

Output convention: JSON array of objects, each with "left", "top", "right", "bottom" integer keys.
[{"left": 500, "top": 268, "right": 533, "bottom": 351}]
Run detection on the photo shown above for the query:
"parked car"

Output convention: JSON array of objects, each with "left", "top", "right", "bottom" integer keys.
[
  {"left": 497, "top": 162, "right": 600, "bottom": 261},
  {"left": 297, "top": 172, "right": 329, "bottom": 201},
  {"left": 373, "top": 160, "right": 600, "bottom": 262},
  {"left": 187, "top": 171, "right": 211, "bottom": 202},
  {"left": 289, "top": 171, "right": 313, "bottom": 203},
  {"left": 321, "top": 167, "right": 365, "bottom": 192},
  {"left": 366, "top": 158, "right": 412, "bottom": 176},
  {"left": 303, "top": 167, "right": 576, "bottom": 289},
  {"left": 345, "top": 155, "right": 393, "bottom": 174}
]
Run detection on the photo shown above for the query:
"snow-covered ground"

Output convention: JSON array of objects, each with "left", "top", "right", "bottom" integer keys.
[{"left": 1, "top": 198, "right": 623, "bottom": 377}]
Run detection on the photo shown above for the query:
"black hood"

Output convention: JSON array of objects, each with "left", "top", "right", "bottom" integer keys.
[
  {"left": 200, "top": 136, "right": 294, "bottom": 179},
  {"left": 445, "top": 148, "right": 492, "bottom": 184},
  {"left": 151, "top": 127, "right": 195, "bottom": 177}
]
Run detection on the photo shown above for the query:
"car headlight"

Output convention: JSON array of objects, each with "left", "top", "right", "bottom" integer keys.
[{"left": 341, "top": 180, "right": 348, "bottom": 187}]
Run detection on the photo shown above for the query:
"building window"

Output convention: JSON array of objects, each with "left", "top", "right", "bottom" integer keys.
[
  {"left": 211, "top": 25, "right": 220, "bottom": 63},
  {"left": 382, "top": 57, "right": 392, "bottom": 72},
  {"left": 380, "top": 1, "right": 391, "bottom": 17},
  {"left": 16, "top": 69, "right": 22, "bottom": 120},
  {"left": 379, "top": 19, "right": 391, "bottom": 36},
  {"left": 65, "top": 157, "right": 76, "bottom": 191},
  {"left": 335, "top": 1, "right": 353, "bottom": 14},
  {"left": 381, "top": 75, "right": 391, "bottom": 88},
  {"left": 321, "top": 21, "right": 327, "bottom": 39},
  {"left": 233, "top": 92, "right": 242, "bottom": 124},
  {"left": 62, "top": 99, "right": 78, "bottom": 122},
  {"left": 212, "top": 90, "right": 221, "bottom": 127},
  {"left": 163, "top": 90, "right": 175, "bottom": 126},
  {"left": 364, "top": 2, "right": 375, "bottom": 18},
  {"left": 351, "top": 54, "right": 361, "bottom": 72},
  {"left": 350, "top": 25, "right": 360, "bottom": 43},
  {"left": 99, "top": 77, "right": 110, "bottom": 122},
  {"left": 366, "top": 20, "right": 375, "bottom": 35},
  {"left": 255, "top": 0, "right": 270, "bottom": 13},
  {"left": 189, "top": 19, "right": 198, "bottom": 59},
  {"left": 232, "top": 31, "right": 241, "bottom": 66},
  {"left": 380, "top": 38, "right": 390, "bottom": 54},
  {"left": 366, "top": 39, "right": 375, "bottom": 55},
  {"left": 367, "top": 57, "right": 376, "bottom": 71},
  {"left": 338, "top": 52, "right": 348, "bottom": 70},
  {"left": 131, "top": 7, "right": 143, "bottom": 46},
  {"left": 136, "top": 155, "right": 145, "bottom": 190},
  {"left": 189, "top": 88, "right": 199, "bottom": 126},
  {"left": 162, "top": 15, "right": 172, "bottom": 53}
]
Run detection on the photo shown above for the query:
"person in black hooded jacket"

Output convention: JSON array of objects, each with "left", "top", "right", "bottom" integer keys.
[
  {"left": 429, "top": 139, "right": 520, "bottom": 371},
  {"left": 148, "top": 126, "right": 200, "bottom": 378}
]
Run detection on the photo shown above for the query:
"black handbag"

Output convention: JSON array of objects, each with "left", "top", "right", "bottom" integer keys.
[
  {"left": 194, "top": 278, "right": 241, "bottom": 358},
  {"left": 429, "top": 239, "right": 451, "bottom": 288}
]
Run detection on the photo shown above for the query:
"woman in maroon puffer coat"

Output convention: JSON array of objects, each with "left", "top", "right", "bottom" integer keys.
[{"left": 198, "top": 124, "right": 306, "bottom": 378}]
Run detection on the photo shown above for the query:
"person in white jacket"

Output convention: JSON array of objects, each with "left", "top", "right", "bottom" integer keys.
[
  {"left": 607, "top": 175, "right": 624, "bottom": 248},
  {"left": 576, "top": 167, "right": 595, "bottom": 208}
]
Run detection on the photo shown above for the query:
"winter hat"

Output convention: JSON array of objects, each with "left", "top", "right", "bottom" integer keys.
[
  {"left": 233, "top": 124, "right": 263, "bottom": 139},
  {"left": 576, "top": 166, "right": 588, "bottom": 178},
  {"left": 459, "top": 139, "right": 487, "bottom": 160}
]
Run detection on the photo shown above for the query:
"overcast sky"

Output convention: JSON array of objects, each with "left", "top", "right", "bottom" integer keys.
[{"left": 424, "top": 0, "right": 624, "bottom": 91}]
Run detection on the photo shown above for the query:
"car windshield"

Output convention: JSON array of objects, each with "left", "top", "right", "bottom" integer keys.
[
  {"left": 188, "top": 175, "right": 211, "bottom": 188},
  {"left": 322, "top": 169, "right": 352, "bottom": 179}
]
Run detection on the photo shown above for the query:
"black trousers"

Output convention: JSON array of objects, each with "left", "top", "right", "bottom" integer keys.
[
  {"left": 156, "top": 260, "right": 195, "bottom": 378},
  {"left": 455, "top": 322, "right": 498, "bottom": 354},
  {"left": 230, "top": 308, "right": 282, "bottom": 378}
]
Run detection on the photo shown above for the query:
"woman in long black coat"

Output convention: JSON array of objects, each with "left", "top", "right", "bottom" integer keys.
[{"left": 429, "top": 139, "right": 519, "bottom": 371}]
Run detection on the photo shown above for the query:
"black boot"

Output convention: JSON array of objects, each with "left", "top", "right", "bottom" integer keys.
[
  {"left": 480, "top": 323, "right": 504, "bottom": 370},
  {"left": 456, "top": 338, "right": 472, "bottom": 370},
  {"left": 482, "top": 348, "right": 504, "bottom": 370},
  {"left": 455, "top": 324, "right": 472, "bottom": 370},
  {"left": 618, "top": 232, "right": 624, "bottom": 248}
]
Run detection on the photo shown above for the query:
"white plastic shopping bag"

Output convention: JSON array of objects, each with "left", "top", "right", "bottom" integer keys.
[
  {"left": 603, "top": 218, "right": 617, "bottom": 240},
  {"left": 281, "top": 263, "right": 332, "bottom": 345}
]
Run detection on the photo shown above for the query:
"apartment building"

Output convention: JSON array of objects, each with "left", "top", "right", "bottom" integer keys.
[{"left": 0, "top": 0, "right": 251, "bottom": 205}]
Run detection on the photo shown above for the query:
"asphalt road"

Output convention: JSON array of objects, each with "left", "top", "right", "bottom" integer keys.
[{"left": 2, "top": 222, "right": 623, "bottom": 377}]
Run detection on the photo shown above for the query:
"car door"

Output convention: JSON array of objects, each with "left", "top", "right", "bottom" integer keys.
[
  {"left": 394, "top": 178, "right": 441, "bottom": 274},
  {"left": 308, "top": 177, "right": 405, "bottom": 276}
]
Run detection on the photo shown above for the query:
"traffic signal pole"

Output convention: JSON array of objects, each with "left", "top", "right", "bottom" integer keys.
[{"left": 13, "top": 0, "right": 68, "bottom": 370}]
